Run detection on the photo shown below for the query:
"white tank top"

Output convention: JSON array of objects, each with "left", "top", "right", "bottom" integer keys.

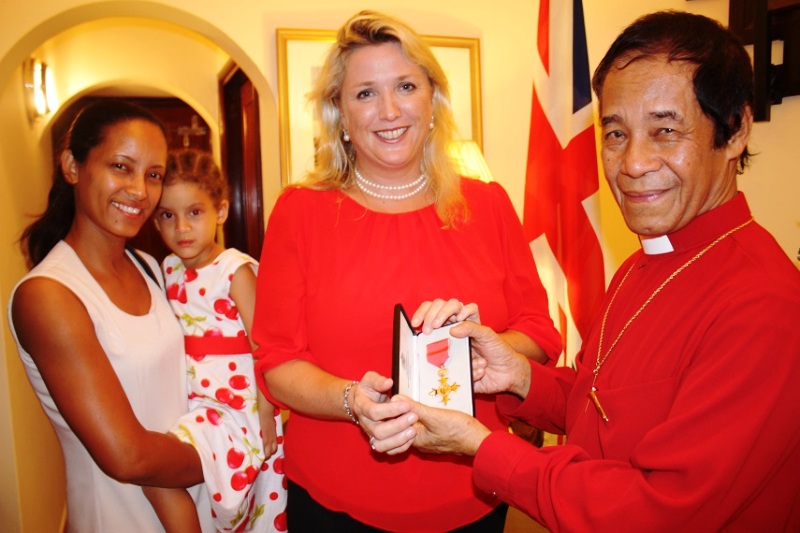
[{"left": 8, "top": 241, "right": 212, "bottom": 532}]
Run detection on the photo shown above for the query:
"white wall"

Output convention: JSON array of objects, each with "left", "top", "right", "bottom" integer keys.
[
  {"left": 47, "top": 18, "right": 225, "bottom": 126},
  {"left": 1, "top": 0, "right": 797, "bottom": 530}
]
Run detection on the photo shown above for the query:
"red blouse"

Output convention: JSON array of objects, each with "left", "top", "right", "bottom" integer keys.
[{"left": 253, "top": 178, "right": 561, "bottom": 531}]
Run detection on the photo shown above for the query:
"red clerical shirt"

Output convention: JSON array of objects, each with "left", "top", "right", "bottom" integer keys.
[{"left": 475, "top": 193, "right": 800, "bottom": 532}]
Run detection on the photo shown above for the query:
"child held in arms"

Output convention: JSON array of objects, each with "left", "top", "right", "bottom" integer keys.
[{"left": 146, "top": 148, "right": 287, "bottom": 532}]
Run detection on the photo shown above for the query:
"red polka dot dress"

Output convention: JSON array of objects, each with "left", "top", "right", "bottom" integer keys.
[{"left": 164, "top": 249, "right": 287, "bottom": 532}]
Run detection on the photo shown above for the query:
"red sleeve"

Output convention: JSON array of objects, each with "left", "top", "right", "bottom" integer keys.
[
  {"left": 495, "top": 359, "right": 575, "bottom": 434},
  {"left": 251, "top": 188, "right": 312, "bottom": 407},
  {"left": 474, "top": 282, "right": 800, "bottom": 531},
  {"left": 474, "top": 431, "right": 593, "bottom": 522}
]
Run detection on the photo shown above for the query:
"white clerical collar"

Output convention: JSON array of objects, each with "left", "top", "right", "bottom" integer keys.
[{"left": 640, "top": 234, "right": 674, "bottom": 255}]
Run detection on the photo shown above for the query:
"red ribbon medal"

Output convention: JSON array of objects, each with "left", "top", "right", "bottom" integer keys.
[{"left": 426, "top": 338, "right": 459, "bottom": 405}]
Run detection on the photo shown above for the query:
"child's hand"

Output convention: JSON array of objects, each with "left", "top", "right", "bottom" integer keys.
[
  {"left": 259, "top": 415, "right": 279, "bottom": 459},
  {"left": 257, "top": 389, "right": 280, "bottom": 459}
]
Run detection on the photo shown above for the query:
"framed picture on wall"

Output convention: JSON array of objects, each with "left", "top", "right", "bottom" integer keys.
[{"left": 276, "top": 28, "right": 483, "bottom": 184}]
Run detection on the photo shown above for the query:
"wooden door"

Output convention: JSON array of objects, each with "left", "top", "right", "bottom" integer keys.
[{"left": 220, "top": 66, "right": 264, "bottom": 260}]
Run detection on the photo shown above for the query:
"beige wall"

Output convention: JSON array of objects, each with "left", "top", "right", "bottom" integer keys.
[{"left": 1, "top": 0, "right": 797, "bottom": 530}]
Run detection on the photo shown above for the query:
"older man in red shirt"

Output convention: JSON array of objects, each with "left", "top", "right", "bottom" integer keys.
[{"left": 393, "top": 11, "right": 800, "bottom": 532}]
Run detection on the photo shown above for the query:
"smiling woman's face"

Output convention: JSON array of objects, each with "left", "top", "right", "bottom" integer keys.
[
  {"left": 64, "top": 118, "right": 168, "bottom": 240},
  {"left": 338, "top": 41, "right": 433, "bottom": 183}
]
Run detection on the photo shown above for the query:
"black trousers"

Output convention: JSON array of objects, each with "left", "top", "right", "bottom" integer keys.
[{"left": 287, "top": 478, "right": 508, "bottom": 533}]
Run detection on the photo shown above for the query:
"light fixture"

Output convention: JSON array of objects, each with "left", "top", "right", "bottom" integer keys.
[
  {"left": 23, "top": 57, "right": 54, "bottom": 121},
  {"left": 448, "top": 140, "right": 495, "bottom": 182}
]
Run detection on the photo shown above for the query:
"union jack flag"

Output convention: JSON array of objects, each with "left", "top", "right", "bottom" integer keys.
[{"left": 523, "top": 0, "right": 605, "bottom": 367}]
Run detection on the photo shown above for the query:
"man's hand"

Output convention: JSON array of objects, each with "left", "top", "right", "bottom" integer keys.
[
  {"left": 450, "top": 321, "right": 532, "bottom": 398},
  {"left": 402, "top": 397, "right": 490, "bottom": 456}
]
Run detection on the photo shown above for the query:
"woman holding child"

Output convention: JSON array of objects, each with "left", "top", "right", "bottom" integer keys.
[{"left": 8, "top": 99, "right": 214, "bottom": 532}]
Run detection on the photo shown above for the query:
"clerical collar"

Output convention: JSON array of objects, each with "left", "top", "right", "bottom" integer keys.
[
  {"left": 640, "top": 235, "right": 674, "bottom": 255},
  {"left": 637, "top": 193, "right": 752, "bottom": 256}
]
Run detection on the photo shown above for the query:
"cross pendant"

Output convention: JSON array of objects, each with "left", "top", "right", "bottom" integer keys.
[
  {"left": 588, "top": 386, "right": 609, "bottom": 422},
  {"left": 584, "top": 371, "right": 599, "bottom": 413}
]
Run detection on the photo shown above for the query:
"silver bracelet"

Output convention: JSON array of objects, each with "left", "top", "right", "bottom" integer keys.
[{"left": 343, "top": 380, "right": 359, "bottom": 425}]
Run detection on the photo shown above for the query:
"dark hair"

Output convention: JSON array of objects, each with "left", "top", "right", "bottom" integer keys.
[
  {"left": 20, "top": 99, "right": 167, "bottom": 267},
  {"left": 592, "top": 11, "right": 753, "bottom": 171},
  {"left": 163, "top": 149, "right": 228, "bottom": 207}
]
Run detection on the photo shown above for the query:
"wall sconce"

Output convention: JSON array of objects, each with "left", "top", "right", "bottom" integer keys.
[
  {"left": 23, "top": 57, "right": 55, "bottom": 121},
  {"left": 448, "top": 140, "right": 495, "bottom": 182}
]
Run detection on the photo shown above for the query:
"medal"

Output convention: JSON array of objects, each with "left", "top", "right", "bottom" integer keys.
[{"left": 426, "top": 338, "right": 460, "bottom": 405}]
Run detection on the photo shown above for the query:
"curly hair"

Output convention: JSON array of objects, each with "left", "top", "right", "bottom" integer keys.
[{"left": 163, "top": 148, "right": 228, "bottom": 208}]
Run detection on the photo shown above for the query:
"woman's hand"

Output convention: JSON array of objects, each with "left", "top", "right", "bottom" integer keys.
[
  {"left": 352, "top": 372, "right": 417, "bottom": 455},
  {"left": 411, "top": 298, "right": 480, "bottom": 334},
  {"left": 450, "top": 321, "right": 532, "bottom": 398},
  {"left": 265, "top": 363, "right": 415, "bottom": 455}
]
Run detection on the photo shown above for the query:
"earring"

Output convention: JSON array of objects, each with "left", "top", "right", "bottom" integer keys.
[
  {"left": 429, "top": 117, "right": 434, "bottom": 130},
  {"left": 343, "top": 129, "right": 350, "bottom": 142}
]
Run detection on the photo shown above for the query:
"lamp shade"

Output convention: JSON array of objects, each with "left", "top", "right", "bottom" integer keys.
[{"left": 23, "top": 57, "right": 53, "bottom": 121}]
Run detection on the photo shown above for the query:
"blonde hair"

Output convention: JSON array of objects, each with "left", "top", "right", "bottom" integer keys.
[{"left": 303, "top": 10, "right": 467, "bottom": 226}]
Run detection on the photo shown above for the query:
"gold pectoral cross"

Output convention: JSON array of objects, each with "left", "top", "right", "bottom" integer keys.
[{"left": 587, "top": 386, "right": 609, "bottom": 422}]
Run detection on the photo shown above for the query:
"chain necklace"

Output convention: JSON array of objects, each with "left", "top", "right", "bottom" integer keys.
[
  {"left": 354, "top": 168, "right": 428, "bottom": 201},
  {"left": 586, "top": 218, "right": 753, "bottom": 423}
]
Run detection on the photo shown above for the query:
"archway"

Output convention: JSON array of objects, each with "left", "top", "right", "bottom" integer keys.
[{"left": 0, "top": 4, "right": 279, "bottom": 530}]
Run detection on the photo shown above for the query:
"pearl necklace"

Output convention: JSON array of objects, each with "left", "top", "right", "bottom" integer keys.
[
  {"left": 586, "top": 218, "right": 754, "bottom": 423},
  {"left": 354, "top": 168, "right": 428, "bottom": 201}
]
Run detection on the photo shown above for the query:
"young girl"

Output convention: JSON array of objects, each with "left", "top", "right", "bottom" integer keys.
[{"left": 148, "top": 149, "right": 287, "bottom": 532}]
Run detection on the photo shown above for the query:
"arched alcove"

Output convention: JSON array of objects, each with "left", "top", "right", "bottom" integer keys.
[{"left": 0, "top": 1, "right": 281, "bottom": 212}]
